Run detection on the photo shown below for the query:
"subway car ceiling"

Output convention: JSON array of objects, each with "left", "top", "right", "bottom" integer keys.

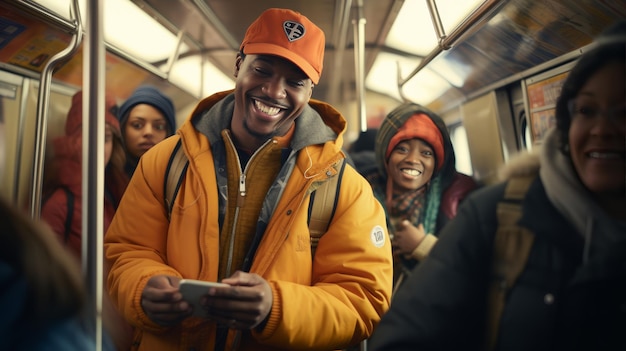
[{"left": 3, "top": 0, "right": 624, "bottom": 119}]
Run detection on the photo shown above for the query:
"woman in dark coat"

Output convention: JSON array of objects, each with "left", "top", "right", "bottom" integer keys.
[{"left": 369, "top": 21, "right": 626, "bottom": 351}]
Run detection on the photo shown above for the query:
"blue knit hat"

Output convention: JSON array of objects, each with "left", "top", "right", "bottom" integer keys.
[{"left": 118, "top": 85, "right": 176, "bottom": 135}]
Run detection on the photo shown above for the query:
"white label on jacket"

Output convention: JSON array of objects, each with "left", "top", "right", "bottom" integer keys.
[{"left": 370, "top": 225, "right": 386, "bottom": 248}]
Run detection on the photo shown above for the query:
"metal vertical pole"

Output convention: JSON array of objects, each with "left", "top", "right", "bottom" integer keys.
[
  {"left": 83, "top": 0, "right": 105, "bottom": 350},
  {"left": 352, "top": 0, "right": 367, "bottom": 132},
  {"left": 29, "top": 0, "right": 82, "bottom": 218}
]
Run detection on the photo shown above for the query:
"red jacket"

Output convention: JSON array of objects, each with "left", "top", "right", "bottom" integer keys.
[
  {"left": 440, "top": 172, "right": 479, "bottom": 220},
  {"left": 41, "top": 157, "right": 118, "bottom": 257}
]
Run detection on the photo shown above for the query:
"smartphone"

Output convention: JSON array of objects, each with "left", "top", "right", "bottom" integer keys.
[{"left": 179, "top": 279, "right": 229, "bottom": 317}]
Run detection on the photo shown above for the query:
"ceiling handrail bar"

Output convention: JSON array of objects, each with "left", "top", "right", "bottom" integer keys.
[
  {"left": 427, "top": 0, "right": 449, "bottom": 49},
  {"left": 191, "top": 0, "right": 240, "bottom": 50},
  {"left": 163, "top": 30, "right": 186, "bottom": 78},
  {"left": 29, "top": 0, "right": 83, "bottom": 219},
  {"left": 397, "top": 0, "right": 505, "bottom": 102},
  {"left": 13, "top": 0, "right": 75, "bottom": 33}
]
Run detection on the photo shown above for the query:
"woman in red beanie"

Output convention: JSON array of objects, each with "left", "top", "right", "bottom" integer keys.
[
  {"left": 41, "top": 91, "right": 128, "bottom": 255},
  {"left": 41, "top": 91, "right": 132, "bottom": 351},
  {"left": 364, "top": 102, "right": 478, "bottom": 294}
]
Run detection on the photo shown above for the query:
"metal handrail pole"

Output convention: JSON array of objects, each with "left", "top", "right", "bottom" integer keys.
[
  {"left": 29, "top": 0, "right": 83, "bottom": 218},
  {"left": 83, "top": 0, "right": 106, "bottom": 349},
  {"left": 353, "top": 0, "right": 367, "bottom": 132}
]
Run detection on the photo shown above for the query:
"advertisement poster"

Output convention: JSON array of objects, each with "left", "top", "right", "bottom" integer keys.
[{"left": 526, "top": 71, "right": 569, "bottom": 142}]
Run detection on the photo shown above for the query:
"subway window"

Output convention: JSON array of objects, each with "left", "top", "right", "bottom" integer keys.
[
  {"left": 520, "top": 111, "right": 533, "bottom": 151},
  {"left": 449, "top": 124, "right": 473, "bottom": 176}
]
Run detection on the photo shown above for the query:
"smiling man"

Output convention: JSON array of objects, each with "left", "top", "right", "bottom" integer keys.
[{"left": 104, "top": 8, "right": 393, "bottom": 351}]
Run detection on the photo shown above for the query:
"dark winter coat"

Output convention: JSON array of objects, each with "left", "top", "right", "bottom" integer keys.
[{"left": 369, "top": 150, "right": 626, "bottom": 351}]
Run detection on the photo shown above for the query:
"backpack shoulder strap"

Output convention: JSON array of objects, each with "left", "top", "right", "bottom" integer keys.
[
  {"left": 164, "top": 144, "right": 345, "bottom": 252},
  {"left": 164, "top": 139, "right": 189, "bottom": 221},
  {"left": 485, "top": 174, "right": 536, "bottom": 351},
  {"left": 43, "top": 186, "right": 74, "bottom": 243},
  {"left": 308, "top": 158, "right": 346, "bottom": 258},
  {"left": 62, "top": 187, "right": 74, "bottom": 243}
]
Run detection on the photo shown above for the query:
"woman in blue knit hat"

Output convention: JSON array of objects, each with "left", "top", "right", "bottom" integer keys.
[{"left": 118, "top": 85, "right": 177, "bottom": 177}]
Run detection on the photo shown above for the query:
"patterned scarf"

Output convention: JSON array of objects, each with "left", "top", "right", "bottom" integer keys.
[
  {"left": 389, "top": 183, "right": 427, "bottom": 228},
  {"left": 369, "top": 171, "right": 443, "bottom": 236}
]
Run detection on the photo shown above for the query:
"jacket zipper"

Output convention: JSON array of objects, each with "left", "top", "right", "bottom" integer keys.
[{"left": 223, "top": 135, "right": 273, "bottom": 276}]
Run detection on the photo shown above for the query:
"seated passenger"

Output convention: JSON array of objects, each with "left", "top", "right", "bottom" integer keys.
[{"left": 362, "top": 102, "right": 477, "bottom": 293}]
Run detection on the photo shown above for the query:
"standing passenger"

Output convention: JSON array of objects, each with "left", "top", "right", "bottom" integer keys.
[
  {"left": 117, "top": 85, "right": 176, "bottom": 177},
  {"left": 348, "top": 128, "right": 378, "bottom": 175},
  {"left": 0, "top": 97, "right": 115, "bottom": 351},
  {"left": 40, "top": 91, "right": 132, "bottom": 351},
  {"left": 41, "top": 91, "right": 128, "bottom": 257},
  {"left": 363, "top": 103, "right": 477, "bottom": 293},
  {"left": 105, "top": 8, "right": 393, "bottom": 351},
  {"left": 369, "top": 21, "right": 626, "bottom": 351}
]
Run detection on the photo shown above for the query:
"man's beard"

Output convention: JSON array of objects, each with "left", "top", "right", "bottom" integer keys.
[{"left": 243, "top": 119, "right": 277, "bottom": 141}]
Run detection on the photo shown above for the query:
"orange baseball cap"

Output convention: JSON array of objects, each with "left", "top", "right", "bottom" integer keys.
[{"left": 240, "top": 8, "right": 325, "bottom": 84}]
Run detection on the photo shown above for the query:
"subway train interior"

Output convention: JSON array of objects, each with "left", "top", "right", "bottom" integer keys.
[{"left": 0, "top": 0, "right": 624, "bottom": 347}]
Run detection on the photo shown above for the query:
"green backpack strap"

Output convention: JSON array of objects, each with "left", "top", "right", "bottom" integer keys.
[
  {"left": 307, "top": 158, "right": 346, "bottom": 258},
  {"left": 164, "top": 139, "right": 189, "bottom": 221},
  {"left": 485, "top": 174, "right": 536, "bottom": 351}
]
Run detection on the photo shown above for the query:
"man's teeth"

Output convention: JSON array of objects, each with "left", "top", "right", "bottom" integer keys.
[
  {"left": 402, "top": 169, "right": 421, "bottom": 176},
  {"left": 255, "top": 100, "right": 280, "bottom": 115}
]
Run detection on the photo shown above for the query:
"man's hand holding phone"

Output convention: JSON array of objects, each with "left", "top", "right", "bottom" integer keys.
[
  {"left": 178, "top": 279, "right": 230, "bottom": 317},
  {"left": 178, "top": 272, "right": 273, "bottom": 331}
]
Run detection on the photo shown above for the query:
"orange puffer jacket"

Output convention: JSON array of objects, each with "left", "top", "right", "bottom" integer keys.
[{"left": 105, "top": 91, "right": 393, "bottom": 351}]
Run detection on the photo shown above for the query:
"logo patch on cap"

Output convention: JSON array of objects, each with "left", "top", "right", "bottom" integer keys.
[{"left": 283, "top": 21, "right": 305, "bottom": 42}]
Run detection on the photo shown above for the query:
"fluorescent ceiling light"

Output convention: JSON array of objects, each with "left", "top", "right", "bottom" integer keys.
[
  {"left": 380, "top": 0, "right": 485, "bottom": 97},
  {"left": 32, "top": 0, "right": 235, "bottom": 96},
  {"left": 365, "top": 51, "right": 422, "bottom": 102},
  {"left": 386, "top": 1, "right": 436, "bottom": 56},
  {"left": 104, "top": 0, "right": 190, "bottom": 63},
  {"left": 386, "top": 0, "right": 486, "bottom": 56},
  {"left": 165, "top": 56, "right": 234, "bottom": 98},
  {"left": 400, "top": 67, "right": 451, "bottom": 105},
  {"left": 365, "top": 51, "right": 451, "bottom": 105},
  {"left": 31, "top": 0, "right": 68, "bottom": 17},
  {"left": 427, "top": 56, "right": 470, "bottom": 88},
  {"left": 33, "top": 0, "right": 190, "bottom": 63}
]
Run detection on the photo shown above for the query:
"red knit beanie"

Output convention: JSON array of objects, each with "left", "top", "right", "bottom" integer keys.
[
  {"left": 65, "top": 91, "right": 120, "bottom": 136},
  {"left": 385, "top": 113, "right": 445, "bottom": 171}
]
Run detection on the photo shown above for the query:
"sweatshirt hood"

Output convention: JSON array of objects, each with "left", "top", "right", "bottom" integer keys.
[{"left": 185, "top": 91, "right": 344, "bottom": 155}]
